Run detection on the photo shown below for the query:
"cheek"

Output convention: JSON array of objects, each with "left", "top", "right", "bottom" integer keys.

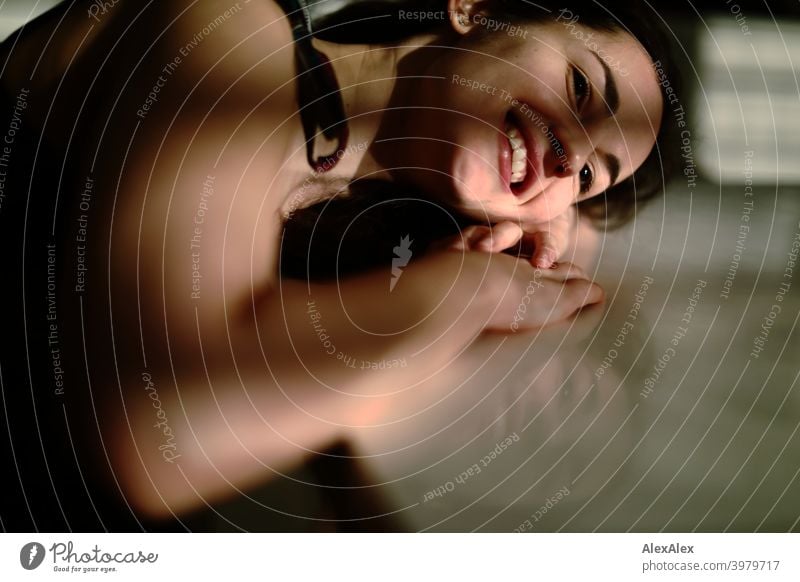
[{"left": 523, "top": 182, "right": 577, "bottom": 222}]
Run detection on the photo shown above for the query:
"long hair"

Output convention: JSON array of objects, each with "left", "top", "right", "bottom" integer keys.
[{"left": 280, "top": 178, "right": 475, "bottom": 280}]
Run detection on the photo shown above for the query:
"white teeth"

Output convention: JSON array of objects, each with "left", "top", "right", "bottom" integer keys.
[{"left": 506, "top": 123, "right": 528, "bottom": 185}]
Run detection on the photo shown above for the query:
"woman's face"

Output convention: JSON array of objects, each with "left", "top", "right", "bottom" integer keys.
[{"left": 391, "top": 9, "right": 664, "bottom": 225}]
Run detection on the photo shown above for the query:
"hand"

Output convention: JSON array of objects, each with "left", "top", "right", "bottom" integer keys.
[
  {"left": 478, "top": 255, "right": 605, "bottom": 334},
  {"left": 443, "top": 207, "right": 578, "bottom": 269}
]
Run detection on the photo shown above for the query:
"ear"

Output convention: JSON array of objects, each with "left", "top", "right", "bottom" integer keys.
[{"left": 447, "top": 0, "right": 482, "bottom": 35}]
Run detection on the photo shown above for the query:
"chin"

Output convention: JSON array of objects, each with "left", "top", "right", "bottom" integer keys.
[
  {"left": 451, "top": 195, "right": 517, "bottom": 225},
  {"left": 449, "top": 157, "right": 509, "bottom": 218}
]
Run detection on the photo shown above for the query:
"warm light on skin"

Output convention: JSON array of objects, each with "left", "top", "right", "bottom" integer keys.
[
  {"left": 1, "top": 0, "right": 624, "bottom": 521},
  {"left": 384, "top": 18, "right": 664, "bottom": 226}
]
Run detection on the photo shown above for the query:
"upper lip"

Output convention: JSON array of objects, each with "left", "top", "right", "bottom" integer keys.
[{"left": 505, "top": 104, "right": 545, "bottom": 202}]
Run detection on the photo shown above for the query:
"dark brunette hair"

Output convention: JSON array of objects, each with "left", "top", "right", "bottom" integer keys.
[
  {"left": 281, "top": 178, "right": 474, "bottom": 280},
  {"left": 281, "top": 0, "right": 683, "bottom": 280}
]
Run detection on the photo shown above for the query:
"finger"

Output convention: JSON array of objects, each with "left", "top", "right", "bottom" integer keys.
[
  {"left": 458, "top": 225, "right": 491, "bottom": 251},
  {"left": 477, "top": 221, "right": 523, "bottom": 252},
  {"left": 539, "top": 297, "right": 606, "bottom": 341},
  {"left": 550, "top": 279, "right": 605, "bottom": 321},
  {"left": 530, "top": 230, "right": 560, "bottom": 269},
  {"left": 429, "top": 225, "right": 490, "bottom": 252},
  {"left": 540, "top": 261, "right": 589, "bottom": 282},
  {"left": 523, "top": 207, "right": 576, "bottom": 266},
  {"left": 453, "top": 223, "right": 524, "bottom": 253}
]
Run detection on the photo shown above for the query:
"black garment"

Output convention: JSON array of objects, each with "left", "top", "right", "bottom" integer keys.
[
  {"left": 276, "top": 0, "right": 351, "bottom": 172},
  {"left": 274, "top": 0, "right": 439, "bottom": 172}
]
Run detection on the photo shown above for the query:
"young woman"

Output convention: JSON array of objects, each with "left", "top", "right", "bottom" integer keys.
[{"left": 0, "top": 0, "right": 677, "bottom": 524}]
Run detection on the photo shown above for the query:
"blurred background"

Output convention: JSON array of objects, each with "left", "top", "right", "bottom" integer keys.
[
  {"left": 2, "top": 0, "right": 798, "bottom": 532},
  {"left": 0, "top": 0, "right": 60, "bottom": 40}
]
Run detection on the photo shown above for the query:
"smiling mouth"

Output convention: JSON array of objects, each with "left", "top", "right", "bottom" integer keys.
[
  {"left": 502, "top": 110, "right": 541, "bottom": 196},
  {"left": 507, "top": 124, "right": 528, "bottom": 184}
]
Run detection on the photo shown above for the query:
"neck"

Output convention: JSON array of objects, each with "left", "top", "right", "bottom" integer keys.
[{"left": 313, "top": 32, "right": 444, "bottom": 178}]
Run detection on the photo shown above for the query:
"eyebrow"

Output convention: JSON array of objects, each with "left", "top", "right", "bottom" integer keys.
[
  {"left": 591, "top": 51, "right": 619, "bottom": 116},
  {"left": 601, "top": 151, "right": 621, "bottom": 189},
  {"left": 590, "top": 51, "right": 620, "bottom": 187}
]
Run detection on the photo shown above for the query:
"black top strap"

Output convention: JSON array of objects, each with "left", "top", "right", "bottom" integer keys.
[
  {"left": 274, "top": 0, "right": 439, "bottom": 172},
  {"left": 276, "top": 0, "right": 350, "bottom": 173}
]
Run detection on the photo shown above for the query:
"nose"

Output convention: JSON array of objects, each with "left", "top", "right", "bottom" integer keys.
[{"left": 546, "top": 125, "right": 594, "bottom": 179}]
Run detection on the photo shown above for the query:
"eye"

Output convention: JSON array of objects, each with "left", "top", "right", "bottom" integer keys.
[
  {"left": 572, "top": 66, "right": 592, "bottom": 112},
  {"left": 579, "top": 163, "right": 594, "bottom": 194}
]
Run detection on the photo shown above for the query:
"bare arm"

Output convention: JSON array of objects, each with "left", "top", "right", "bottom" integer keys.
[
  {"left": 112, "top": 251, "right": 601, "bottom": 518},
  {"left": 113, "top": 251, "right": 489, "bottom": 517}
]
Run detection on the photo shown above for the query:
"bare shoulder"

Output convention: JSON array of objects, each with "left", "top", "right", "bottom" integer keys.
[
  {"left": 96, "top": 1, "right": 308, "bottom": 356},
  {"left": 0, "top": 0, "right": 302, "bottom": 153},
  {"left": 152, "top": 0, "right": 297, "bottom": 90},
  {"left": 1, "top": 1, "right": 308, "bottom": 359},
  {"left": 0, "top": 0, "right": 298, "bottom": 102}
]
